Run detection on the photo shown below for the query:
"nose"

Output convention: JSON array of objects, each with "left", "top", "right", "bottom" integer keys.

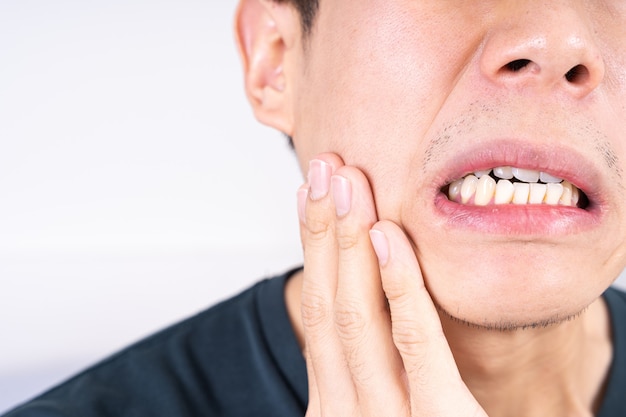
[{"left": 480, "top": 2, "right": 605, "bottom": 99}]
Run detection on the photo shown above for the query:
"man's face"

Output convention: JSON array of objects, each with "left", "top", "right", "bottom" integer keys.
[{"left": 285, "top": 0, "right": 626, "bottom": 328}]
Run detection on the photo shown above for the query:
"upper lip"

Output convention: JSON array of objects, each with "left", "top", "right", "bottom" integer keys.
[{"left": 431, "top": 139, "right": 606, "bottom": 209}]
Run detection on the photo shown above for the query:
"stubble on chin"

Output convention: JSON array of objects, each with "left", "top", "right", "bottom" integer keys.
[{"left": 433, "top": 301, "right": 589, "bottom": 333}]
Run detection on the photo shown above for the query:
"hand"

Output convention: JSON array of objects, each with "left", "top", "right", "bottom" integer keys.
[{"left": 297, "top": 153, "right": 487, "bottom": 417}]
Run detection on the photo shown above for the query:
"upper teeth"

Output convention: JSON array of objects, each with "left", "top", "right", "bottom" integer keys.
[
  {"left": 512, "top": 168, "right": 540, "bottom": 183},
  {"left": 447, "top": 167, "right": 581, "bottom": 207}
]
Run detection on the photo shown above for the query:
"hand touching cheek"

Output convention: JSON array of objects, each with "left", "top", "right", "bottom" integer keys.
[{"left": 297, "top": 153, "right": 487, "bottom": 417}]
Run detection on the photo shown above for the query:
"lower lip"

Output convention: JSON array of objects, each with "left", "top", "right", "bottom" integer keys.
[{"left": 433, "top": 192, "right": 602, "bottom": 236}]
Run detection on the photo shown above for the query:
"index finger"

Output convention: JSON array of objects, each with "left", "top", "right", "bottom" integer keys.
[{"left": 370, "top": 221, "right": 486, "bottom": 417}]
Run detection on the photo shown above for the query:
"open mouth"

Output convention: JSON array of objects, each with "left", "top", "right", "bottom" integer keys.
[{"left": 442, "top": 166, "right": 589, "bottom": 209}]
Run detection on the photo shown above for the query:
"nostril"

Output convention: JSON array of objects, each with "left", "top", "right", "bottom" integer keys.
[
  {"left": 564, "top": 64, "right": 589, "bottom": 83},
  {"left": 504, "top": 59, "right": 532, "bottom": 72}
]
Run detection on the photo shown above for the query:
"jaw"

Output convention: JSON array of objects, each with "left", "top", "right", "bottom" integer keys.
[
  {"left": 406, "top": 219, "right": 625, "bottom": 330},
  {"left": 395, "top": 138, "right": 625, "bottom": 328}
]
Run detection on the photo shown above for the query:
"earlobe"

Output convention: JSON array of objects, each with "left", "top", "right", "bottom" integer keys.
[{"left": 235, "top": 0, "right": 299, "bottom": 135}]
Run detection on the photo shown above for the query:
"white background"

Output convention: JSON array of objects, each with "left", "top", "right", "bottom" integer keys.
[
  {"left": 1, "top": 1, "right": 625, "bottom": 413},
  {"left": 0, "top": 1, "right": 303, "bottom": 412}
]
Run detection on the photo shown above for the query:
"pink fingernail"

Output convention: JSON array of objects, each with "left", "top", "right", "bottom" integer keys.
[
  {"left": 331, "top": 175, "right": 351, "bottom": 217},
  {"left": 297, "top": 187, "right": 308, "bottom": 224},
  {"left": 369, "top": 229, "right": 389, "bottom": 267},
  {"left": 308, "top": 159, "right": 332, "bottom": 200}
]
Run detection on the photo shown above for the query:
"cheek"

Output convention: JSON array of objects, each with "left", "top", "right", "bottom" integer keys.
[{"left": 292, "top": 2, "right": 481, "bottom": 170}]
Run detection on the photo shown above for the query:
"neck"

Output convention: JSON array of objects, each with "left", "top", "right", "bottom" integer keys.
[{"left": 441, "top": 298, "right": 612, "bottom": 417}]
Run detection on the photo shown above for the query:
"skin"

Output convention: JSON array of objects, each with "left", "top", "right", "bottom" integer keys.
[{"left": 236, "top": 0, "right": 626, "bottom": 415}]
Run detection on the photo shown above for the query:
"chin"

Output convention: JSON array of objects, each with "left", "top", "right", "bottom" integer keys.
[{"left": 416, "top": 245, "right": 615, "bottom": 331}]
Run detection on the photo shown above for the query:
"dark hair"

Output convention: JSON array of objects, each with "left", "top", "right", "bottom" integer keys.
[{"left": 273, "top": 0, "right": 319, "bottom": 35}]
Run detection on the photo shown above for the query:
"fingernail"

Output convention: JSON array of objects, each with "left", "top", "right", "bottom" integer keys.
[
  {"left": 297, "top": 187, "right": 308, "bottom": 224},
  {"left": 331, "top": 175, "right": 351, "bottom": 217},
  {"left": 308, "top": 159, "right": 332, "bottom": 200},
  {"left": 369, "top": 229, "right": 389, "bottom": 267}
]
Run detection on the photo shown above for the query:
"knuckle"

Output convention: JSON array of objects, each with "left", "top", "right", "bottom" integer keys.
[
  {"left": 391, "top": 318, "right": 430, "bottom": 358},
  {"left": 335, "top": 229, "right": 361, "bottom": 251},
  {"left": 333, "top": 301, "right": 368, "bottom": 344},
  {"left": 333, "top": 304, "right": 376, "bottom": 385},
  {"left": 300, "top": 291, "right": 333, "bottom": 330},
  {"left": 347, "top": 356, "right": 373, "bottom": 385},
  {"left": 304, "top": 217, "right": 332, "bottom": 245},
  {"left": 393, "top": 327, "right": 448, "bottom": 380},
  {"left": 384, "top": 281, "right": 417, "bottom": 305}
]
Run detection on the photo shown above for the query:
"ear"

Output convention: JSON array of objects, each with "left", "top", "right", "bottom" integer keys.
[{"left": 235, "top": 0, "right": 300, "bottom": 136}]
